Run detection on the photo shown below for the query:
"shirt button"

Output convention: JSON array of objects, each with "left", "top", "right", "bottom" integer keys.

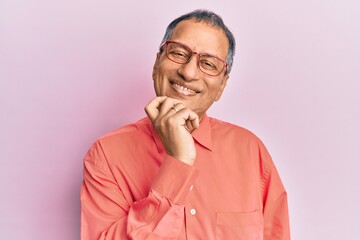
[
  {"left": 189, "top": 185, "right": 193, "bottom": 191},
  {"left": 190, "top": 208, "right": 197, "bottom": 215}
]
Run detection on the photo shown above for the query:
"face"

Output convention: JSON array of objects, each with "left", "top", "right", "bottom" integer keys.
[{"left": 152, "top": 20, "right": 229, "bottom": 119}]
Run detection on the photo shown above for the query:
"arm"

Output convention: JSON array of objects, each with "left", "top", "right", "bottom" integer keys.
[
  {"left": 81, "top": 141, "right": 198, "bottom": 240},
  {"left": 259, "top": 143, "right": 291, "bottom": 240},
  {"left": 81, "top": 97, "right": 199, "bottom": 239}
]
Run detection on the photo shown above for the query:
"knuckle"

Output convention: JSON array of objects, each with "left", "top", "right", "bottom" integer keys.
[
  {"left": 158, "top": 117, "right": 167, "bottom": 128},
  {"left": 167, "top": 116, "right": 177, "bottom": 125},
  {"left": 181, "top": 108, "right": 190, "bottom": 114},
  {"left": 144, "top": 105, "right": 150, "bottom": 113},
  {"left": 154, "top": 120, "right": 162, "bottom": 130},
  {"left": 176, "top": 103, "right": 185, "bottom": 110}
]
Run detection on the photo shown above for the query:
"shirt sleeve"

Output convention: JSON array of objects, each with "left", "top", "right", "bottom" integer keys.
[
  {"left": 80, "top": 141, "right": 198, "bottom": 240},
  {"left": 259, "top": 141, "right": 291, "bottom": 240}
]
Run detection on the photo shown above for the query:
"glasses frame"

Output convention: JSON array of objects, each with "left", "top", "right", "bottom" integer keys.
[{"left": 160, "top": 41, "right": 228, "bottom": 77}]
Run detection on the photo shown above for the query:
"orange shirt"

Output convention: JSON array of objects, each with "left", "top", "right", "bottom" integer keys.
[{"left": 81, "top": 115, "right": 290, "bottom": 239}]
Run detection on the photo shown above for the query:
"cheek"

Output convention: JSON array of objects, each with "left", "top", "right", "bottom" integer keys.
[
  {"left": 153, "top": 63, "right": 166, "bottom": 83},
  {"left": 156, "top": 58, "right": 179, "bottom": 76},
  {"left": 152, "top": 69, "right": 157, "bottom": 81},
  {"left": 210, "top": 84, "right": 225, "bottom": 101}
]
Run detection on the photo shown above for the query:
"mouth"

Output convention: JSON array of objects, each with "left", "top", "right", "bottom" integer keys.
[{"left": 170, "top": 81, "right": 200, "bottom": 96}]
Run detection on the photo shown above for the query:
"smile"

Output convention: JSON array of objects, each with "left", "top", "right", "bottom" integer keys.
[{"left": 171, "top": 82, "right": 199, "bottom": 96}]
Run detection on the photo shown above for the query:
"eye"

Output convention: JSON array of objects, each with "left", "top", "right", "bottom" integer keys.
[
  {"left": 169, "top": 50, "right": 189, "bottom": 59},
  {"left": 200, "top": 59, "right": 217, "bottom": 70}
]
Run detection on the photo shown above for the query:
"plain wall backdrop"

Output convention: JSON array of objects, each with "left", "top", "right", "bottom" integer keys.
[{"left": 1, "top": 0, "right": 359, "bottom": 239}]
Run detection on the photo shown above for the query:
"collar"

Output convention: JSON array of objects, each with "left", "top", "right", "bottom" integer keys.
[{"left": 148, "top": 114, "right": 213, "bottom": 153}]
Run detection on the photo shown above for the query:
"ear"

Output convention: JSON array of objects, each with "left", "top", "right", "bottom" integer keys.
[
  {"left": 152, "top": 52, "right": 161, "bottom": 81},
  {"left": 214, "top": 74, "right": 229, "bottom": 101}
]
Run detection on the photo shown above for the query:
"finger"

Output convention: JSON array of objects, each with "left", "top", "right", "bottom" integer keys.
[
  {"left": 185, "top": 119, "right": 194, "bottom": 132},
  {"left": 172, "top": 102, "right": 186, "bottom": 114},
  {"left": 188, "top": 111, "right": 200, "bottom": 129},
  {"left": 144, "top": 96, "right": 168, "bottom": 122},
  {"left": 158, "top": 98, "right": 183, "bottom": 119},
  {"left": 173, "top": 108, "right": 200, "bottom": 129},
  {"left": 161, "top": 102, "right": 187, "bottom": 122}
]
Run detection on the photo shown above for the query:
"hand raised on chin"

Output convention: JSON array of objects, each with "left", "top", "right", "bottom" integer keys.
[{"left": 145, "top": 96, "right": 199, "bottom": 166}]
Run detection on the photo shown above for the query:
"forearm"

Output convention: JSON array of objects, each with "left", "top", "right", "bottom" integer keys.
[
  {"left": 263, "top": 191, "right": 290, "bottom": 240},
  {"left": 81, "top": 188, "right": 185, "bottom": 240},
  {"left": 258, "top": 141, "right": 291, "bottom": 239},
  {"left": 127, "top": 156, "right": 198, "bottom": 239},
  {"left": 81, "top": 146, "right": 198, "bottom": 240}
]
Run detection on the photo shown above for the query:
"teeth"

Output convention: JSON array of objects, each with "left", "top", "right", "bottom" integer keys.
[{"left": 173, "top": 83, "right": 196, "bottom": 93}]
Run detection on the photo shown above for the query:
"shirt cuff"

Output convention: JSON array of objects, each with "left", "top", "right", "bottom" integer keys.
[{"left": 151, "top": 155, "right": 199, "bottom": 205}]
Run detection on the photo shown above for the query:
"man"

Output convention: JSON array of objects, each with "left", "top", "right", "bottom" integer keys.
[{"left": 81, "top": 10, "right": 290, "bottom": 240}]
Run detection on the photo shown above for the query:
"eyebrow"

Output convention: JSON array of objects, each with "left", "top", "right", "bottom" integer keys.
[{"left": 176, "top": 40, "right": 225, "bottom": 61}]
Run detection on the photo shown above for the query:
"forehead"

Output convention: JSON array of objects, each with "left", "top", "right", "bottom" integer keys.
[{"left": 169, "top": 20, "right": 228, "bottom": 59}]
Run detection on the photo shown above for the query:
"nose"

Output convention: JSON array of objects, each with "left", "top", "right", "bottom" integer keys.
[{"left": 177, "top": 54, "right": 200, "bottom": 81}]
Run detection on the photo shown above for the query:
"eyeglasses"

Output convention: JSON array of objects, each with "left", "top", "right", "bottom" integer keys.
[{"left": 160, "top": 41, "right": 228, "bottom": 76}]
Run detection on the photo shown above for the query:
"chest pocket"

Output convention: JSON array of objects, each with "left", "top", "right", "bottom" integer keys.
[{"left": 216, "top": 211, "right": 263, "bottom": 240}]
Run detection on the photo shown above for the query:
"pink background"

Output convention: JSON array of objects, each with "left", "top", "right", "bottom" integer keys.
[{"left": 1, "top": 1, "right": 359, "bottom": 239}]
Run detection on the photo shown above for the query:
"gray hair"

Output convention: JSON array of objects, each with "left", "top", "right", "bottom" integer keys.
[{"left": 160, "top": 9, "right": 236, "bottom": 74}]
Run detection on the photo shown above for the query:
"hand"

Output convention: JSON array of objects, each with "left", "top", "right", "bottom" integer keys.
[{"left": 145, "top": 96, "right": 199, "bottom": 166}]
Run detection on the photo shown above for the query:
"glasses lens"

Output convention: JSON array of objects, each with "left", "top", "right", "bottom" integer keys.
[
  {"left": 199, "top": 55, "right": 224, "bottom": 76},
  {"left": 164, "top": 41, "right": 226, "bottom": 76},
  {"left": 166, "top": 42, "right": 191, "bottom": 64}
]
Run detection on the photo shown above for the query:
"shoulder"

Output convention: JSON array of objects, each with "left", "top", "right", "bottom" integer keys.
[
  {"left": 85, "top": 117, "right": 153, "bottom": 160},
  {"left": 208, "top": 117, "right": 276, "bottom": 175},
  {"left": 208, "top": 116, "right": 261, "bottom": 143},
  {"left": 207, "top": 116, "right": 272, "bottom": 158},
  {"left": 98, "top": 117, "right": 151, "bottom": 142}
]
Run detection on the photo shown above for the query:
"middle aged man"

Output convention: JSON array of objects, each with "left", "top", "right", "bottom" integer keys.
[{"left": 81, "top": 9, "right": 290, "bottom": 240}]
